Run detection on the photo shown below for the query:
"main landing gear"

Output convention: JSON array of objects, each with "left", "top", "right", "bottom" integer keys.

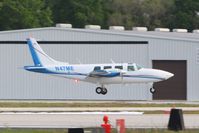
[
  {"left": 95, "top": 85, "right": 156, "bottom": 95},
  {"left": 96, "top": 87, "right": 107, "bottom": 95}
]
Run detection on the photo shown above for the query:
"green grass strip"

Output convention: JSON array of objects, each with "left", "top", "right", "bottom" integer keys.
[{"left": 0, "top": 102, "right": 199, "bottom": 108}]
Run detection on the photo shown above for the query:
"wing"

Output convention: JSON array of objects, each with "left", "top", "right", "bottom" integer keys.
[{"left": 89, "top": 69, "right": 120, "bottom": 78}]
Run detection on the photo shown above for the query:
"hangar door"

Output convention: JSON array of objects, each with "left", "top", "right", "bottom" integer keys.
[{"left": 153, "top": 60, "right": 187, "bottom": 100}]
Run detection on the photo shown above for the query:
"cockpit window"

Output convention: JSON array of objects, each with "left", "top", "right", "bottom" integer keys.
[
  {"left": 136, "top": 64, "right": 142, "bottom": 70},
  {"left": 94, "top": 66, "right": 101, "bottom": 71},
  {"left": 115, "top": 66, "right": 123, "bottom": 70},
  {"left": 128, "top": 66, "right": 135, "bottom": 71},
  {"left": 104, "top": 66, "right": 112, "bottom": 69}
]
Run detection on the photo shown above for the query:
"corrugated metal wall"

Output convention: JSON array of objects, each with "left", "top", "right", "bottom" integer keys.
[
  {"left": 0, "top": 28, "right": 150, "bottom": 100},
  {"left": 149, "top": 39, "right": 199, "bottom": 101}
]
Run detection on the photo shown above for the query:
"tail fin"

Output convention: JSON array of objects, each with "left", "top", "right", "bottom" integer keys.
[{"left": 27, "top": 37, "right": 57, "bottom": 66}]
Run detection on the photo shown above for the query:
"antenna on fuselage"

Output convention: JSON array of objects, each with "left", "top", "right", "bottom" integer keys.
[
  {"left": 110, "top": 59, "right": 115, "bottom": 64},
  {"left": 76, "top": 58, "right": 82, "bottom": 64}
]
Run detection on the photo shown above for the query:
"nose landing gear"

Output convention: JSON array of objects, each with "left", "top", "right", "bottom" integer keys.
[
  {"left": 95, "top": 87, "right": 107, "bottom": 95},
  {"left": 150, "top": 87, "right": 156, "bottom": 94}
]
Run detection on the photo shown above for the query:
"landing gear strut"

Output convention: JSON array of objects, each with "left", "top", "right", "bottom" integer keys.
[
  {"left": 95, "top": 87, "right": 107, "bottom": 95},
  {"left": 150, "top": 87, "right": 156, "bottom": 94}
]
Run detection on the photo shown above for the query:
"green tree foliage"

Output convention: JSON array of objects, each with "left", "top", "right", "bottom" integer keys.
[
  {"left": 106, "top": 0, "right": 141, "bottom": 29},
  {"left": 106, "top": 0, "right": 174, "bottom": 30},
  {"left": 105, "top": 0, "right": 199, "bottom": 30},
  {"left": 0, "top": 0, "right": 52, "bottom": 30},
  {"left": 140, "top": 0, "right": 174, "bottom": 30},
  {"left": 166, "top": 0, "right": 199, "bottom": 31},
  {"left": 0, "top": 0, "right": 198, "bottom": 31},
  {"left": 48, "top": 0, "right": 107, "bottom": 28}
]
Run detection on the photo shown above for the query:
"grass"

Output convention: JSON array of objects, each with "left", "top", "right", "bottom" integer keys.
[
  {"left": 0, "top": 128, "right": 199, "bottom": 133},
  {"left": 0, "top": 102, "right": 198, "bottom": 108},
  {"left": 0, "top": 128, "right": 67, "bottom": 133}
]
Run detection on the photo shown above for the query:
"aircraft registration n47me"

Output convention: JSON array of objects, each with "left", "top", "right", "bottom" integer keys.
[{"left": 24, "top": 37, "right": 174, "bottom": 95}]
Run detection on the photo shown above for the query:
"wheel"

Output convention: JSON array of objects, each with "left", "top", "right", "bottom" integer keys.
[
  {"left": 150, "top": 87, "right": 156, "bottom": 94},
  {"left": 101, "top": 88, "right": 107, "bottom": 95},
  {"left": 96, "top": 87, "right": 102, "bottom": 94}
]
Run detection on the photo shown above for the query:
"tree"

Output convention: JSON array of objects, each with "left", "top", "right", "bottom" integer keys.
[
  {"left": 48, "top": 0, "right": 107, "bottom": 28},
  {"left": 140, "top": 0, "right": 174, "bottom": 30},
  {"left": 106, "top": 0, "right": 174, "bottom": 30},
  {"left": 0, "top": 0, "right": 198, "bottom": 31},
  {"left": 167, "top": 0, "right": 199, "bottom": 31},
  {"left": 106, "top": 0, "right": 142, "bottom": 29},
  {"left": 0, "top": 0, "right": 53, "bottom": 31}
]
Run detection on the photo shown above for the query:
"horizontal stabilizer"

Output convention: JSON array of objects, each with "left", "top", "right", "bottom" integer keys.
[{"left": 24, "top": 66, "right": 49, "bottom": 73}]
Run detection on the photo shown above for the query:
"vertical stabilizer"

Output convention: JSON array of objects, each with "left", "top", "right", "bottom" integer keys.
[{"left": 27, "top": 37, "right": 57, "bottom": 66}]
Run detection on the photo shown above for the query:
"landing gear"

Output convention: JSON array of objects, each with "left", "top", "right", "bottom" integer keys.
[
  {"left": 148, "top": 83, "right": 156, "bottom": 94},
  {"left": 150, "top": 87, "right": 156, "bottom": 94},
  {"left": 96, "top": 87, "right": 102, "bottom": 94},
  {"left": 95, "top": 87, "right": 108, "bottom": 95},
  {"left": 101, "top": 88, "right": 107, "bottom": 95}
]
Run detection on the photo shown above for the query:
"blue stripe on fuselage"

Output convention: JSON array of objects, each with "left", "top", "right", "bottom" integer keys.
[
  {"left": 24, "top": 66, "right": 87, "bottom": 76},
  {"left": 123, "top": 75, "right": 165, "bottom": 80},
  {"left": 24, "top": 66, "right": 164, "bottom": 80},
  {"left": 24, "top": 66, "right": 51, "bottom": 73}
]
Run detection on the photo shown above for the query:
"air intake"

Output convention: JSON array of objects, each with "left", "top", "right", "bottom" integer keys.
[
  {"left": 56, "top": 23, "right": 72, "bottom": 28},
  {"left": 85, "top": 25, "right": 101, "bottom": 30},
  {"left": 132, "top": 27, "right": 148, "bottom": 31},
  {"left": 172, "top": 29, "right": 187, "bottom": 33},
  {"left": 193, "top": 29, "right": 199, "bottom": 33},
  {"left": 109, "top": 26, "right": 125, "bottom": 31},
  {"left": 155, "top": 28, "right": 170, "bottom": 32}
]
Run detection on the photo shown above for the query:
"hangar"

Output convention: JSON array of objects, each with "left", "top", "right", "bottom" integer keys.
[{"left": 0, "top": 25, "right": 198, "bottom": 101}]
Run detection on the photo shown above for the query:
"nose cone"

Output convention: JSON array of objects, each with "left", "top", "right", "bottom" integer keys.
[
  {"left": 152, "top": 69, "right": 174, "bottom": 81},
  {"left": 164, "top": 72, "right": 174, "bottom": 80}
]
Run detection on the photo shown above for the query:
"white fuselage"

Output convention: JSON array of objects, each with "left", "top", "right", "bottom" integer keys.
[{"left": 29, "top": 63, "right": 174, "bottom": 85}]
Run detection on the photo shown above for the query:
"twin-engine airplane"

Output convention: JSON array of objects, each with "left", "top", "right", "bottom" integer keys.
[{"left": 24, "top": 37, "right": 174, "bottom": 95}]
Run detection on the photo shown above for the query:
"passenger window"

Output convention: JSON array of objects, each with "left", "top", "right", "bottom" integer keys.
[
  {"left": 115, "top": 66, "right": 123, "bottom": 70},
  {"left": 94, "top": 66, "right": 101, "bottom": 71},
  {"left": 104, "top": 66, "right": 112, "bottom": 69},
  {"left": 128, "top": 66, "right": 135, "bottom": 71}
]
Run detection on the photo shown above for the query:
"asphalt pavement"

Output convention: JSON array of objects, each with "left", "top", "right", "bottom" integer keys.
[{"left": 0, "top": 112, "right": 199, "bottom": 129}]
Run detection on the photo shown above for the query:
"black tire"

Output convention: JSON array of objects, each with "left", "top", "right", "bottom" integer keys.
[
  {"left": 101, "top": 88, "right": 107, "bottom": 95},
  {"left": 96, "top": 87, "right": 102, "bottom": 94},
  {"left": 150, "top": 87, "right": 156, "bottom": 94}
]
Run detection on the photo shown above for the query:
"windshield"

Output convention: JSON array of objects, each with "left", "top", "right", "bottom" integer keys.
[
  {"left": 128, "top": 65, "right": 135, "bottom": 71},
  {"left": 128, "top": 63, "right": 142, "bottom": 71},
  {"left": 135, "top": 64, "right": 142, "bottom": 70}
]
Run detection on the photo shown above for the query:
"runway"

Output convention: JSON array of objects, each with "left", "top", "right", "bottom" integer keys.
[{"left": 0, "top": 112, "right": 199, "bottom": 129}]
